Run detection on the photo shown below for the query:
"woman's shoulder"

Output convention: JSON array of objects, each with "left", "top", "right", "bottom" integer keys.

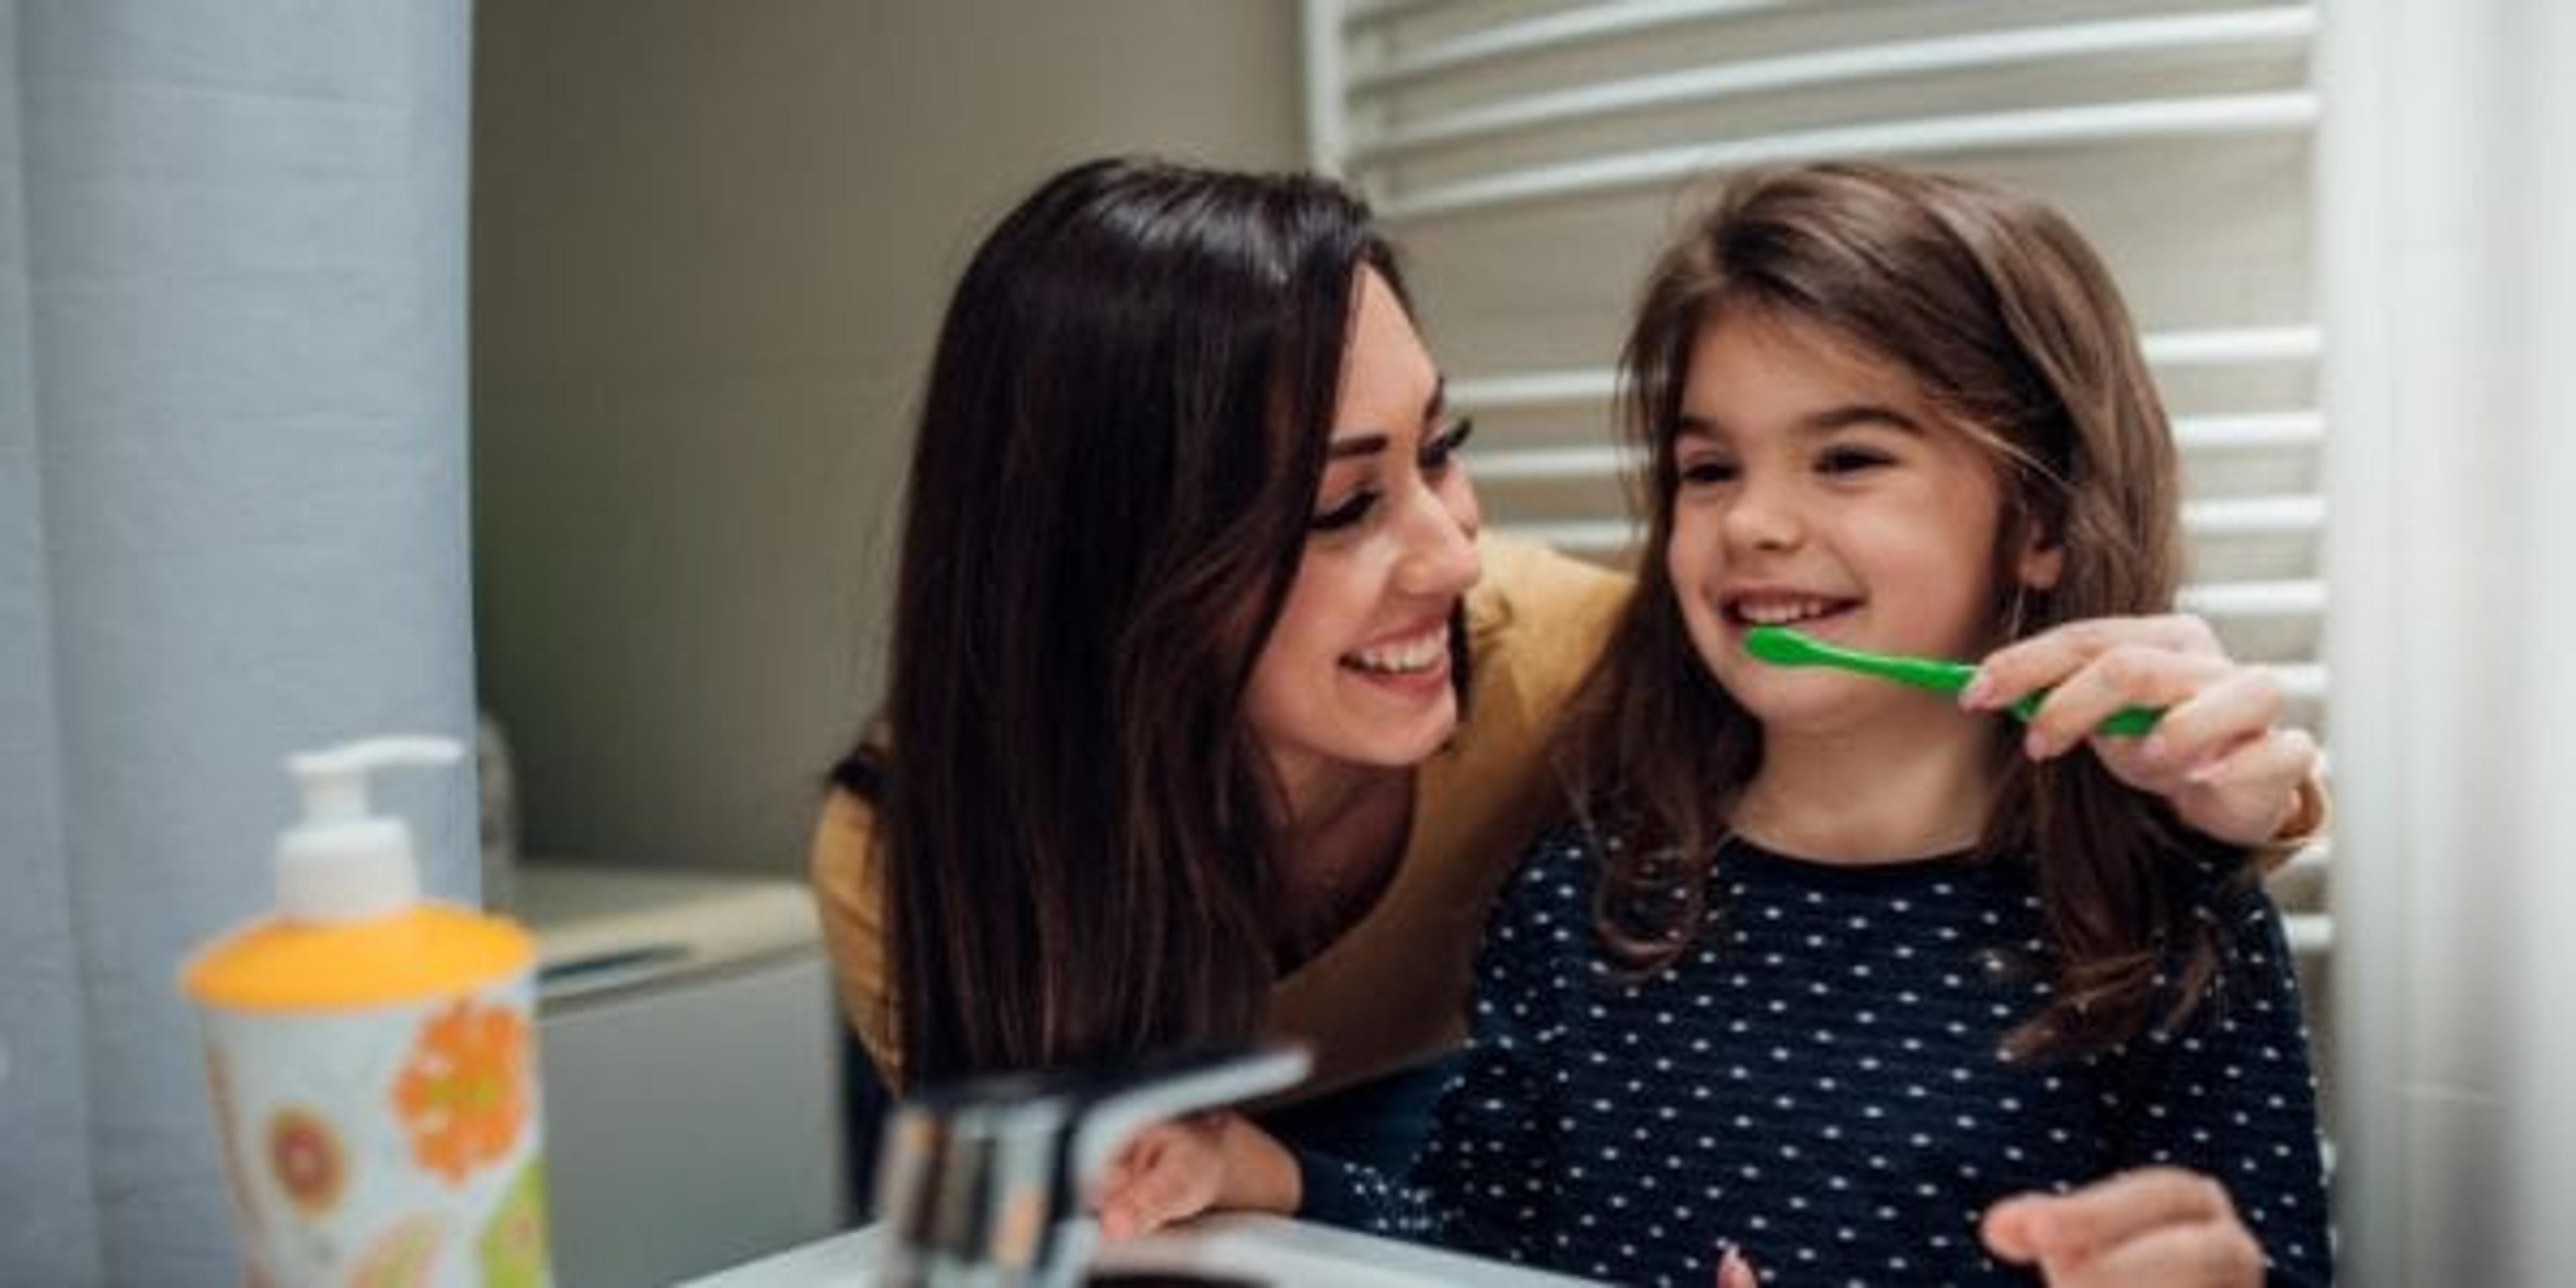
[
  {"left": 812, "top": 786, "right": 880, "bottom": 880},
  {"left": 1467, "top": 532, "right": 1630, "bottom": 648},
  {"left": 1458, "top": 533, "right": 1630, "bottom": 729}
]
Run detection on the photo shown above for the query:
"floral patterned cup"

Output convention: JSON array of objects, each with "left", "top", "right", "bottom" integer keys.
[{"left": 196, "top": 976, "right": 551, "bottom": 1287}]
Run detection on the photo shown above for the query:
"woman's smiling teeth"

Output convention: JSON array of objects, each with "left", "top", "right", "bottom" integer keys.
[
  {"left": 1726, "top": 594, "right": 1854, "bottom": 627},
  {"left": 1345, "top": 624, "right": 1450, "bottom": 675}
]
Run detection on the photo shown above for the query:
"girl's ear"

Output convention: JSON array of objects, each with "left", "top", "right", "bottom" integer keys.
[{"left": 2017, "top": 527, "right": 2065, "bottom": 592}]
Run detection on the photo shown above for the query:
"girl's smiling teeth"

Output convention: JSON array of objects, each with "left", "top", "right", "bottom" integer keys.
[
  {"left": 1723, "top": 593, "right": 1859, "bottom": 628},
  {"left": 1344, "top": 622, "right": 1450, "bottom": 675}
]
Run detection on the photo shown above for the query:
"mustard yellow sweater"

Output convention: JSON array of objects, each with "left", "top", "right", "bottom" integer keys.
[{"left": 809, "top": 534, "right": 1632, "bottom": 1097}]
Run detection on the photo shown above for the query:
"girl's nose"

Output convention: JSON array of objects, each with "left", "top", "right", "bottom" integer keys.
[
  {"left": 1718, "top": 474, "right": 1803, "bottom": 552},
  {"left": 1396, "top": 474, "right": 1482, "bottom": 598}
]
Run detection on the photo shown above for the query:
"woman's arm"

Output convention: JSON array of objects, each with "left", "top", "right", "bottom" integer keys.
[
  {"left": 810, "top": 788, "right": 904, "bottom": 1089},
  {"left": 1966, "top": 613, "right": 2328, "bottom": 862}
]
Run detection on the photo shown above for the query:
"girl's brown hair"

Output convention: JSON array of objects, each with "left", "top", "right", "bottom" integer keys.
[{"left": 1565, "top": 162, "right": 2229, "bottom": 1059}]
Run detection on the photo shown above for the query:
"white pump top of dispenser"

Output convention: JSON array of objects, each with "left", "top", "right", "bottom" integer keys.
[{"left": 276, "top": 736, "right": 464, "bottom": 923}]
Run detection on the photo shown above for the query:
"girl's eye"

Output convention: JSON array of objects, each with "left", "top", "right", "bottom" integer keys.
[
  {"left": 1677, "top": 457, "right": 1737, "bottom": 486},
  {"left": 1817, "top": 445, "right": 1894, "bottom": 475},
  {"left": 1311, "top": 488, "right": 1379, "bottom": 532},
  {"left": 1420, "top": 416, "right": 1474, "bottom": 472}
]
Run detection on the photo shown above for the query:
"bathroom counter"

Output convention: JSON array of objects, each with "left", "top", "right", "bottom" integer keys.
[{"left": 683, "top": 1211, "right": 1599, "bottom": 1287}]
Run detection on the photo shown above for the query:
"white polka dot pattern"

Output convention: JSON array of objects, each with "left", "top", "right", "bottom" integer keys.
[{"left": 1295, "top": 826, "right": 2332, "bottom": 1286}]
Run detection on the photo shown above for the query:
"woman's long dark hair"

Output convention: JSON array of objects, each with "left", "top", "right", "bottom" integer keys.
[
  {"left": 837, "top": 158, "right": 1407, "bottom": 1090},
  {"left": 1565, "top": 162, "right": 2225, "bottom": 1060}
]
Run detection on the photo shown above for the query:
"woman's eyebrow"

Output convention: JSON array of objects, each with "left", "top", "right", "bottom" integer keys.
[{"left": 1327, "top": 378, "right": 1449, "bottom": 460}]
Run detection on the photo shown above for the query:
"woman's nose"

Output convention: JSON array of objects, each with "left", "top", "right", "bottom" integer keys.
[{"left": 1396, "top": 474, "right": 1482, "bottom": 597}]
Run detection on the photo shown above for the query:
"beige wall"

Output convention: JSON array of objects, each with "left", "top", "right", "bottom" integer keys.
[{"left": 472, "top": 1, "right": 1304, "bottom": 875}]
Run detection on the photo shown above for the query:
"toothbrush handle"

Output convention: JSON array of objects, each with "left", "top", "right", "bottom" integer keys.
[{"left": 2006, "top": 694, "right": 2163, "bottom": 738}]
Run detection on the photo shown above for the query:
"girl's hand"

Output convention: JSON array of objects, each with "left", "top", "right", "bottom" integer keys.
[
  {"left": 1967, "top": 614, "right": 2319, "bottom": 848},
  {"left": 1093, "top": 1112, "right": 1301, "bottom": 1241},
  {"left": 1716, "top": 1242, "right": 1760, "bottom": 1287},
  {"left": 1980, "top": 1167, "right": 2265, "bottom": 1286}
]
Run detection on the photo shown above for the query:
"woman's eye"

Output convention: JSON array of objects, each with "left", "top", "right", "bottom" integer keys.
[
  {"left": 1311, "top": 488, "right": 1379, "bottom": 532},
  {"left": 1817, "top": 445, "right": 1893, "bottom": 475},
  {"left": 1420, "top": 416, "right": 1474, "bottom": 472}
]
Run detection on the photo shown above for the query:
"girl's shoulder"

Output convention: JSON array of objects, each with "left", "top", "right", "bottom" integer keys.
[
  {"left": 1515, "top": 815, "right": 1615, "bottom": 882},
  {"left": 1481, "top": 817, "right": 1618, "bottom": 943}
]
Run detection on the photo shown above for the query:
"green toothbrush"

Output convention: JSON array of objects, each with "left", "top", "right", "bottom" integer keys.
[{"left": 1741, "top": 624, "right": 2163, "bottom": 737}]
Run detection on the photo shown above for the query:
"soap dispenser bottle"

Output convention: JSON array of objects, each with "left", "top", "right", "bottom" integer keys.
[{"left": 181, "top": 735, "right": 553, "bottom": 1287}]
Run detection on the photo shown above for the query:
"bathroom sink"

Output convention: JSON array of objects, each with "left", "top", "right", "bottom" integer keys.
[{"left": 682, "top": 1212, "right": 1599, "bottom": 1287}]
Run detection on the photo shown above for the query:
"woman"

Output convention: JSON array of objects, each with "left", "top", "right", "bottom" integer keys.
[{"left": 812, "top": 157, "right": 2323, "bottom": 1159}]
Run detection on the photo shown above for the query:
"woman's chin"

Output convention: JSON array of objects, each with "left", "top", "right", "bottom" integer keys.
[{"left": 1329, "top": 698, "right": 1460, "bottom": 769}]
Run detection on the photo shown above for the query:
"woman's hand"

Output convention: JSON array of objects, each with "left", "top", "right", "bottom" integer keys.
[
  {"left": 1094, "top": 1112, "right": 1301, "bottom": 1241},
  {"left": 1981, "top": 1167, "right": 2265, "bottom": 1286},
  {"left": 1967, "top": 614, "right": 2320, "bottom": 848}
]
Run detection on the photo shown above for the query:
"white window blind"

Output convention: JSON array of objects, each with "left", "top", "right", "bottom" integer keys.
[{"left": 1303, "top": 0, "right": 2334, "bottom": 1091}]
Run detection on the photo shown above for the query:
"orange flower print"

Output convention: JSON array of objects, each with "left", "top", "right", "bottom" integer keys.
[
  {"left": 391, "top": 998, "right": 533, "bottom": 1185},
  {"left": 267, "top": 1106, "right": 350, "bottom": 1214}
]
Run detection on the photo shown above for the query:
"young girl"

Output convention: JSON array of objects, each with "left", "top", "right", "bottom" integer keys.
[{"left": 1096, "top": 163, "right": 2330, "bottom": 1286}]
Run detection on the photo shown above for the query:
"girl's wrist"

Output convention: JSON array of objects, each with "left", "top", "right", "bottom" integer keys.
[{"left": 1215, "top": 1114, "right": 1303, "bottom": 1214}]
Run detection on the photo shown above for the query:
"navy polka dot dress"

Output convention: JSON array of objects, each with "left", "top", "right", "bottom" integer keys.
[{"left": 1297, "top": 824, "right": 2332, "bottom": 1285}]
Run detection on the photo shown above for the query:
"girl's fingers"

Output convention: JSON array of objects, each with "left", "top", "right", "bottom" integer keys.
[
  {"left": 2055, "top": 1216, "right": 2265, "bottom": 1287},
  {"left": 1095, "top": 1122, "right": 1228, "bottom": 1242},
  {"left": 1126, "top": 1169, "right": 1191, "bottom": 1236},
  {"left": 1717, "top": 1242, "right": 1761, "bottom": 1288},
  {"left": 1981, "top": 1196, "right": 2044, "bottom": 1263},
  {"left": 1102, "top": 1165, "right": 1186, "bottom": 1240},
  {"left": 1095, "top": 1128, "right": 1171, "bottom": 1239},
  {"left": 1099, "top": 1199, "right": 1138, "bottom": 1242},
  {"left": 1981, "top": 1168, "right": 2239, "bottom": 1267}
]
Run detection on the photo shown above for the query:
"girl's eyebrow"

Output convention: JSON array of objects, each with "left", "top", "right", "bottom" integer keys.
[
  {"left": 1328, "top": 378, "right": 1450, "bottom": 458},
  {"left": 1674, "top": 403, "right": 1924, "bottom": 444},
  {"left": 1803, "top": 403, "right": 1925, "bottom": 435}
]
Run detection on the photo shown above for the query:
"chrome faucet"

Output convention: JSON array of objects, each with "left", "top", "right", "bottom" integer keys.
[{"left": 872, "top": 1042, "right": 1310, "bottom": 1287}]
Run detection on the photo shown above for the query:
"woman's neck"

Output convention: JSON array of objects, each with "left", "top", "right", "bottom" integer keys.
[
  {"left": 1271, "top": 761, "right": 1416, "bottom": 964},
  {"left": 1733, "top": 717, "right": 1999, "bottom": 864}
]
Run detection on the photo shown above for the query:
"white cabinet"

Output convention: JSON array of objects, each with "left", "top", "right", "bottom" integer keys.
[{"left": 521, "top": 863, "right": 847, "bottom": 1287}]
